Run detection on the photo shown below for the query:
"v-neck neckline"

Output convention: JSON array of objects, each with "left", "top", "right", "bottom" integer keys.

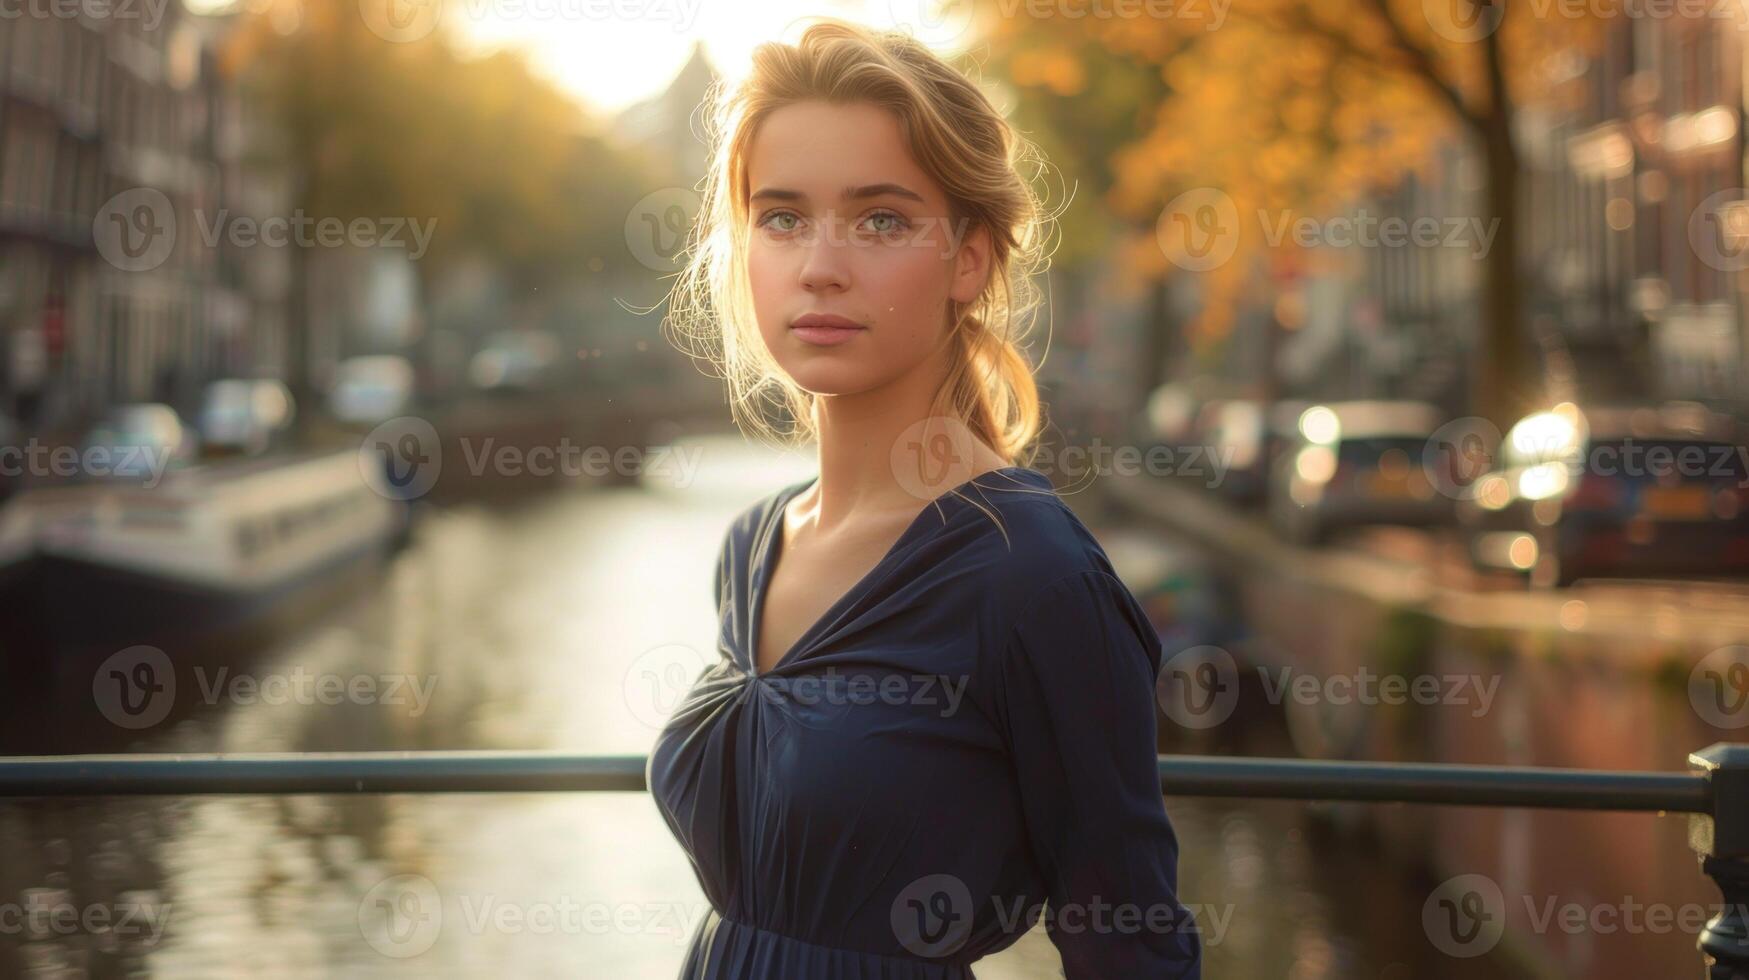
[{"left": 747, "top": 465, "right": 1039, "bottom": 678}]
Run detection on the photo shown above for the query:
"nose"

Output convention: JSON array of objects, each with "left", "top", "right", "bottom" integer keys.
[{"left": 797, "top": 215, "right": 850, "bottom": 293}]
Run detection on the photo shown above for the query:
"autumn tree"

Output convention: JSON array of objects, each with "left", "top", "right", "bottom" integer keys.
[
  {"left": 983, "top": 0, "right": 1608, "bottom": 431},
  {"left": 219, "top": 0, "right": 652, "bottom": 397}
]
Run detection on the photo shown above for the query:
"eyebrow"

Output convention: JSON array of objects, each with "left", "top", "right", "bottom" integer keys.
[
  {"left": 844, "top": 183, "right": 925, "bottom": 204},
  {"left": 748, "top": 183, "right": 927, "bottom": 205}
]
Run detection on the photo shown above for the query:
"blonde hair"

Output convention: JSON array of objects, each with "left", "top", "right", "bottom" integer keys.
[{"left": 663, "top": 18, "right": 1053, "bottom": 471}]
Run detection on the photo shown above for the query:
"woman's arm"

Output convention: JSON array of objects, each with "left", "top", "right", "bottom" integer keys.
[{"left": 992, "top": 568, "right": 1204, "bottom": 979}]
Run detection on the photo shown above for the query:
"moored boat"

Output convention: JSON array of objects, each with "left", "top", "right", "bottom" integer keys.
[{"left": 12, "top": 449, "right": 406, "bottom": 652}]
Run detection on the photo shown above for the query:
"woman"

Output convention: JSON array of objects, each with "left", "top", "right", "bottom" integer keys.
[{"left": 650, "top": 19, "right": 1203, "bottom": 979}]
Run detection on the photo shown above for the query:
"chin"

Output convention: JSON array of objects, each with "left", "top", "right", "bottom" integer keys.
[
  {"left": 769, "top": 346, "right": 895, "bottom": 392},
  {"left": 774, "top": 358, "right": 890, "bottom": 397}
]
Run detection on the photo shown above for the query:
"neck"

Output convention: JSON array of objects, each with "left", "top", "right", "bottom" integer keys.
[{"left": 800, "top": 341, "right": 1001, "bottom": 532}]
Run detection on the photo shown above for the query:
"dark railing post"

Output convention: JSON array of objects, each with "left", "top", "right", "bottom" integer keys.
[{"left": 1692, "top": 743, "right": 1749, "bottom": 979}]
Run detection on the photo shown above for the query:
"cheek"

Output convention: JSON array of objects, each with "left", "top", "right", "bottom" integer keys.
[
  {"left": 870, "top": 246, "right": 949, "bottom": 300},
  {"left": 746, "top": 241, "right": 792, "bottom": 335},
  {"left": 860, "top": 247, "right": 955, "bottom": 341}
]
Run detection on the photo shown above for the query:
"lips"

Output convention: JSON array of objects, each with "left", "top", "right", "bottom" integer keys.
[
  {"left": 791, "top": 313, "right": 865, "bottom": 330},
  {"left": 790, "top": 313, "right": 866, "bottom": 347}
]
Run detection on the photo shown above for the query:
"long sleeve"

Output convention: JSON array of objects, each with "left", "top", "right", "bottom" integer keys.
[
  {"left": 713, "top": 523, "right": 729, "bottom": 611},
  {"left": 992, "top": 568, "right": 1203, "bottom": 979}
]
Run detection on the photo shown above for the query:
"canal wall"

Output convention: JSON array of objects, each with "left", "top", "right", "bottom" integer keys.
[{"left": 1102, "top": 474, "right": 1741, "bottom": 978}]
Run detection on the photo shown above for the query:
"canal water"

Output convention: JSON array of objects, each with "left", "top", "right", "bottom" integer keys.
[{"left": 0, "top": 438, "right": 1534, "bottom": 978}]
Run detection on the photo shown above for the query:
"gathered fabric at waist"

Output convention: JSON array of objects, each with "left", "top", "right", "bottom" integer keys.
[{"left": 678, "top": 908, "right": 977, "bottom": 980}]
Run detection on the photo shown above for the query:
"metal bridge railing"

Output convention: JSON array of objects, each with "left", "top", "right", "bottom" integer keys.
[{"left": 2, "top": 743, "right": 1744, "bottom": 976}]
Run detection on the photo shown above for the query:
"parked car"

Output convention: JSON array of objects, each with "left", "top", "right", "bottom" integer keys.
[
  {"left": 1264, "top": 398, "right": 1313, "bottom": 479},
  {"left": 1200, "top": 397, "right": 1315, "bottom": 506},
  {"left": 1139, "top": 389, "right": 1264, "bottom": 500},
  {"left": 1142, "top": 381, "right": 1204, "bottom": 453},
  {"left": 1268, "top": 400, "right": 1453, "bottom": 544},
  {"left": 82, "top": 403, "right": 195, "bottom": 481},
  {"left": 328, "top": 356, "right": 415, "bottom": 425},
  {"left": 198, "top": 379, "right": 295, "bottom": 456},
  {"left": 1199, "top": 398, "right": 1269, "bottom": 504},
  {"left": 1457, "top": 401, "right": 1749, "bottom": 585}
]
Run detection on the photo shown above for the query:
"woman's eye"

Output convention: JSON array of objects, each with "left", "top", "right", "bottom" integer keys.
[
  {"left": 864, "top": 211, "right": 909, "bottom": 236},
  {"left": 759, "top": 211, "right": 800, "bottom": 233}
]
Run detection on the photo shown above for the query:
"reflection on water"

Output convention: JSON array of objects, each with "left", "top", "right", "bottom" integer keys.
[{"left": 0, "top": 438, "right": 1527, "bottom": 978}]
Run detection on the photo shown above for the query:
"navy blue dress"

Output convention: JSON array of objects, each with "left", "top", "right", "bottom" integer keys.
[{"left": 648, "top": 466, "right": 1203, "bottom": 978}]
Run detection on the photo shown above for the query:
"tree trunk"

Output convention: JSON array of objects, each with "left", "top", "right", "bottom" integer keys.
[
  {"left": 1473, "top": 27, "right": 1535, "bottom": 437},
  {"left": 1136, "top": 273, "right": 1175, "bottom": 405}
]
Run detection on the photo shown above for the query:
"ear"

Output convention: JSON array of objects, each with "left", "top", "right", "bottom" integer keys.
[{"left": 948, "top": 221, "right": 992, "bottom": 305}]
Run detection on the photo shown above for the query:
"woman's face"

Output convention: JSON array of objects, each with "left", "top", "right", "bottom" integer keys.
[{"left": 743, "top": 100, "right": 990, "bottom": 397}]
